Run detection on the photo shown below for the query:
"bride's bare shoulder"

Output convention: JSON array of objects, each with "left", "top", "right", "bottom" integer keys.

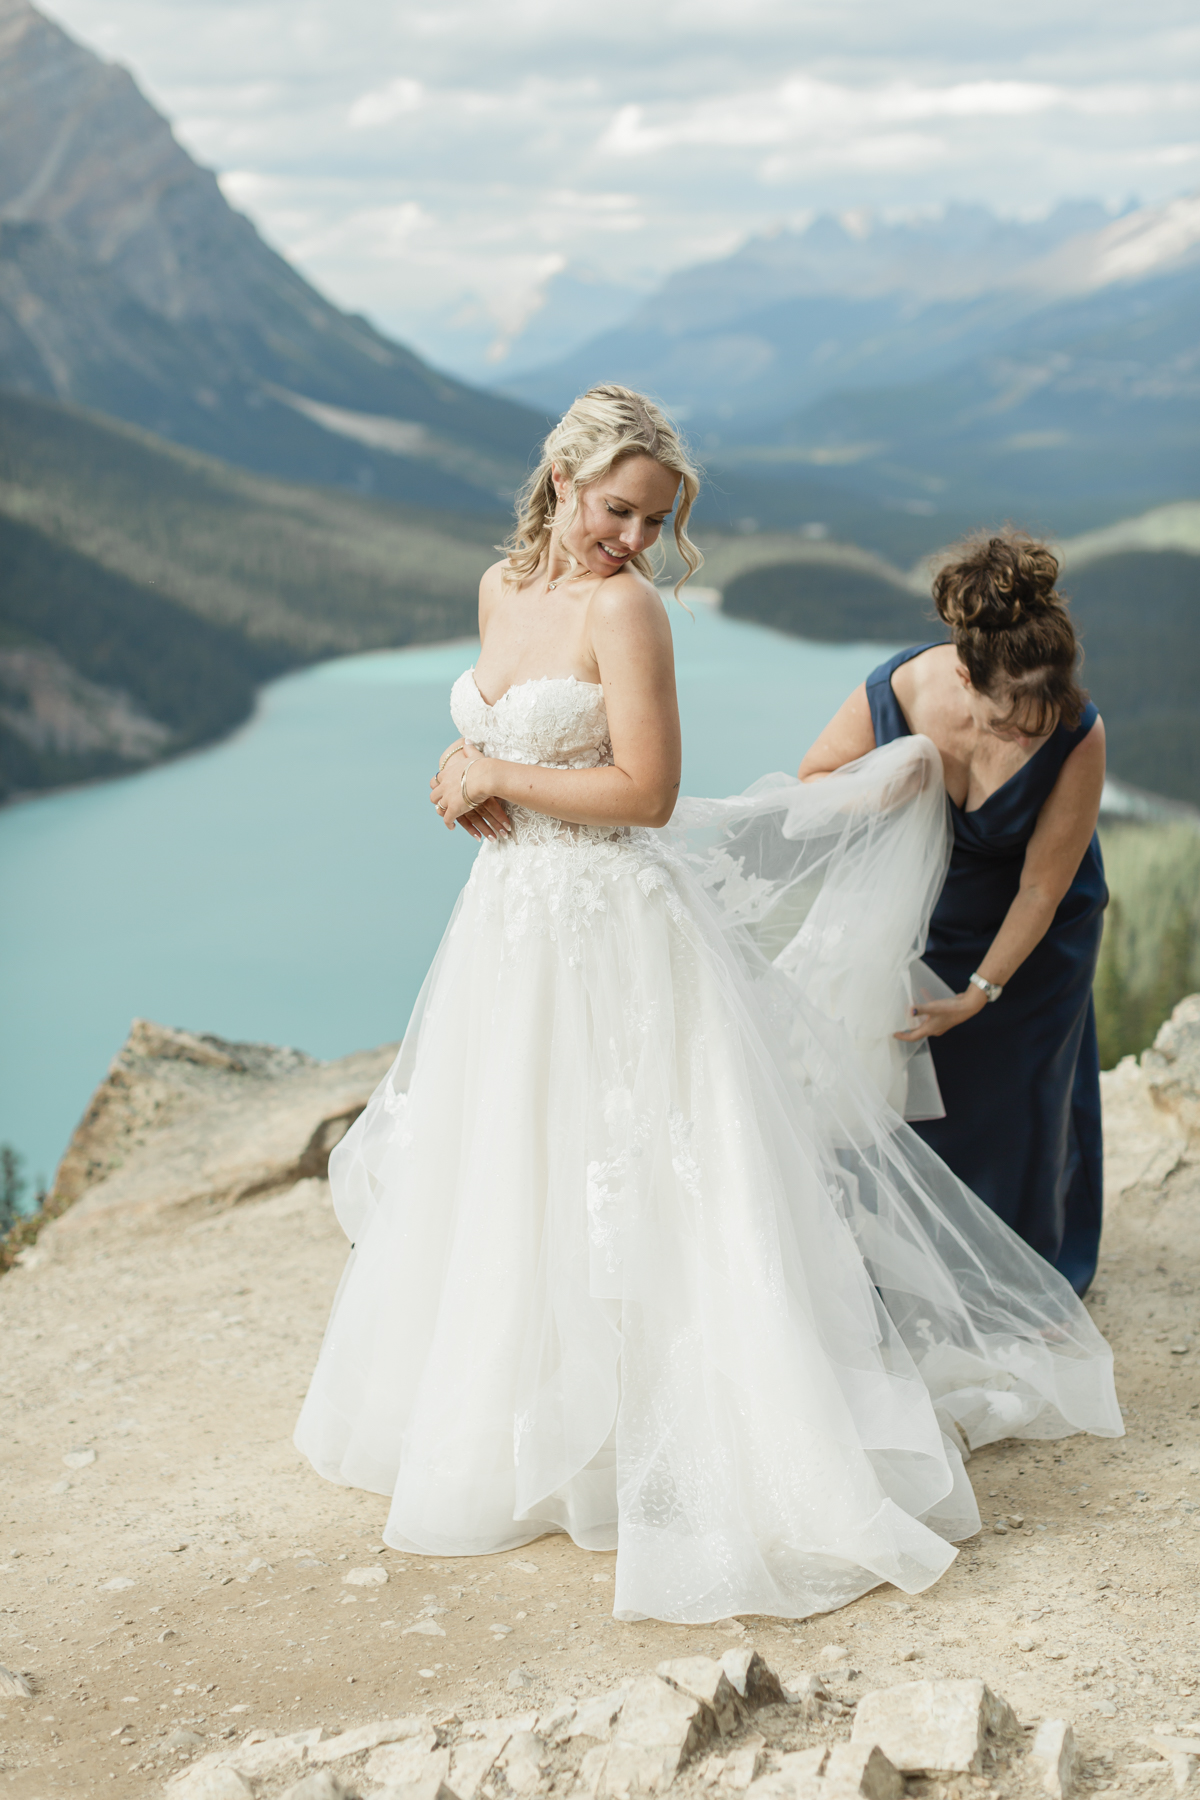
[
  {"left": 478, "top": 557, "right": 514, "bottom": 622},
  {"left": 588, "top": 565, "right": 666, "bottom": 624},
  {"left": 480, "top": 558, "right": 511, "bottom": 595}
]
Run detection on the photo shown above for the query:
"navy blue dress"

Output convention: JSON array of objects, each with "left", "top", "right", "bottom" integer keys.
[{"left": 867, "top": 646, "right": 1107, "bottom": 1295}]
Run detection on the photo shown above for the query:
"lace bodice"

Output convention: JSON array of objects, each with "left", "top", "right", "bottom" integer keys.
[
  {"left": 450, "top": 668, "right": 623, "bottom": 852},
  {"left": 451, "top": 670, "right": 613, "bottom": 770},
  {"left": 445, "top": 667, "right": 682, "bottom": 942}
]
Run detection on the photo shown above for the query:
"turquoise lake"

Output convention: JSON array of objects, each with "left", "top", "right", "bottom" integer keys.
[{"left": 0, "top": 604, "right": 900, "bottom": 1186}]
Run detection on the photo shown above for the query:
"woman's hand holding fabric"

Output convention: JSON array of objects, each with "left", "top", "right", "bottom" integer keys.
[{"left": 895, "top": 985, "right": 988, "bottom": 1041}]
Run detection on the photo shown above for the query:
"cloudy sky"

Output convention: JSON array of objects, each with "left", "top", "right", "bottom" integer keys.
[{"left": 44, "top": 0, "right": 1200, "bottom": 377}]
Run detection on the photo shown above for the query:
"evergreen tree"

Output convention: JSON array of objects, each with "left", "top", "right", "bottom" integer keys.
[{"left": 0, "top": 1144, "right": 25, "bottom": 1235}]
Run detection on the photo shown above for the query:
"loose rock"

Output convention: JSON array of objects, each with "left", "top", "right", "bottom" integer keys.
[
  {"left": 372, "top": 1783, "right": 461, "bottom": 1800},
  {"left": 747, "top": 1743, "right": 828, "bottom": 1798},
  {"left": 782, "top": 1674, "right": 834, "bottom": 1721},
  {"left": 450, "top": 1736, "right": 509, "bottom": 1800},
  {"left": 1030, "top": 1720, "right": 1077, "bottom": 1799},
  {"left": 500, "top": 1729, "right": 546, "bottom": 1795},
  {"left": 824, "top": 1742, "right": 904, "bottom": 1800},
  {"left": 599, "top": 1674, "right": 716, "bottom": 1795},
  {"left": 657, "top": 1657, "right": 743, "bottom": 1734},
  {"left": 1171, "top": 1753, "right": 1198, "bottom": 1794},
  {"left": 343, "top": 1565, "right": 388, "bottom": 1586},
  {"left": 0, "top": 1665, "right": 32, "bottom": 1698},
  {"left": 720, "top": 1649, "right": 786, "bottom": 1710},
  {"left": 569, "top": 1691, "right": 628, "bottom": 1740},
  {"left": 167, "top": 1728, "right": 206, "bottom": 1749},
  {"left": 280, "top": 1774, "right": 351, "bottom": 1800},
  {"left": 722, "top": 1734, "right": 765, "bottom": 1789},
  {"left": 171, "top": 1768, "right": 254, "bottom": 1800},
  {"left": 851, "top": 1679, "right": 1018, "bottom": 1774},
  {"left": 223, "top": 1729, "right": 327, "bottom": 1780},
  {"left": 366, "top": 1735, "right": 448, "bottom": 1787},
  {"left": 540, "top": 1700, "right": 577, "bottom": 1738}
]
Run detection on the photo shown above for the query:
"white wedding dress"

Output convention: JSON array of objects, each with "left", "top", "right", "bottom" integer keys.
[{"left": 295, "top": 669, "right": 1121, "bottom": 1623}]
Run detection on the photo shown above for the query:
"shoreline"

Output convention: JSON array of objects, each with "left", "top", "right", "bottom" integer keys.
[{"left": 0, "top": 633, "right": 486, "bottom": 815}]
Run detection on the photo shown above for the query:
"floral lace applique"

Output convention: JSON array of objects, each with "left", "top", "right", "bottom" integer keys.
[
  {"left": 447, "top": 669, "right": 684, "bottom": 950},
  {"left": 694, "top": 848, "right": 778, "bottom": 921},
  {"left": 668, "top": 1107, "right": 703, "bottom": 1202}
]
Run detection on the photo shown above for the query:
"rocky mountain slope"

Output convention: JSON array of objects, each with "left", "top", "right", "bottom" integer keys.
[
  {"left": 0, "top": 1000, "right": 1197, "bottom": 1795},
  {"left": 0, "top": 0, "right": 545, "bottom": 512},
  {"left": 749, "top": 256, "right": 1200, "bottom": 520},
  {"left": 503, "top": 202, "right": 1120, "bottom": 422}
]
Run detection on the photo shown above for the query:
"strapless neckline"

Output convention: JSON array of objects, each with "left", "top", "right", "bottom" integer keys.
[{"left": 470, "top": 668, "right": 603, "bottom": 711}]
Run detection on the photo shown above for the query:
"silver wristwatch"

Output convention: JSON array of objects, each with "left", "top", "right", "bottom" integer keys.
[{"left": 968, "top": 972, "right": 1003, "bottom": 1003}]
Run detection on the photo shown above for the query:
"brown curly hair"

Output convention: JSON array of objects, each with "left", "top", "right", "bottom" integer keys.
[{"left": 932, "top": 528, "right": 1087, "bottom": 734}]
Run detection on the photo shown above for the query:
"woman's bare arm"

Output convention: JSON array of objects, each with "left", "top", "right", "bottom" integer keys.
[
  {"left": 432, "top": 572, "right": 681, "bottom": 832},
  {"left": 897, "top": 719, "right": 1107, "bottom": 1040},
  {"left": 797, "top": 684, "right": 877, "bottom": 780}
]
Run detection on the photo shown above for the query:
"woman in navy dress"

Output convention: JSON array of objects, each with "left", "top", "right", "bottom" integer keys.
[{"left": 799, "top": 531, "right": 1107, "bottom": 1295}]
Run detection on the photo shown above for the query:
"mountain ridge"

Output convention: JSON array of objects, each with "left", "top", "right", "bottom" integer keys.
[{"left": 0, "top": 0, "right": 547, "bottom": 509}]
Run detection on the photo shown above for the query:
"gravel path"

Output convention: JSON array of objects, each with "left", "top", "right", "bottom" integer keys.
[{"left": 1, "top": 1125, "right": 1197, "bottom": 1799}]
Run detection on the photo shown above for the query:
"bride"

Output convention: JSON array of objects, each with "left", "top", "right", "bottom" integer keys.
[{"left": 295, "top": 385, "right": 1121, "bottom": 1625}]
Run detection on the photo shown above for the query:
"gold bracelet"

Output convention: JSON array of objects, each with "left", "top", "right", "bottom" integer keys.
[
  {"left": 438, "top": 741, "right": 464, "bottom": 775},
  {"left": 460, "top": 759, "right": 480, "bottom": 809}
]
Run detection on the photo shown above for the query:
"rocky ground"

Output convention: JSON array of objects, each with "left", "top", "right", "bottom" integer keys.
[{"left": 1, "top": 1006, "right": 1199, "bottom": 1800}]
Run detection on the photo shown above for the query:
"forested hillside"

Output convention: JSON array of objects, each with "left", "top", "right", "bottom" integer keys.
[
  {"left": 720, "top": 536, "right": 1200, "bottom": 809},
  {"left": 0, "top": 393, "right": 503, "bottom": 799},
  {"left": 1068, "top": 553, "right": 1200, "bottom": 805}
]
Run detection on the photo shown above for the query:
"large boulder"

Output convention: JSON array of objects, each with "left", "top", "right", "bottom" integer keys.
[
  {"left": 48, "top": 1018, "right": 396, "bottom": 1229},
  {"left": 1100, "top": 1053, "right": 1187, "bottom": 1203},
  {"left": 1142, "top": 993, "right": 1200, "bottom": 1144}
]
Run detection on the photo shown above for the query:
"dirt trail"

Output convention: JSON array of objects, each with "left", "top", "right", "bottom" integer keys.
[{"left": 1, "top": 1108, "right": 1198, "bottom": 1799}]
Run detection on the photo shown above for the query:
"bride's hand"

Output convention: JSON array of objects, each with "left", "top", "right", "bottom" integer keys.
[
  {"left": 894, "top": 986, "right": 987, "bottom": 1041},
  {"left": 430, "top": 740, "right": 510, "bottom": 839}
]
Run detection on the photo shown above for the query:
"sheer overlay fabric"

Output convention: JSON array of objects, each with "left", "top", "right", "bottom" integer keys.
[{"left": 295, "top": 671, "right": 1121, "bottom": 1624}]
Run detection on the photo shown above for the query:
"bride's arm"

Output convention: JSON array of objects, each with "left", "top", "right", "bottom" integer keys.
[{"left": 435, "top": 572, "right": 681, "bottom": 831}]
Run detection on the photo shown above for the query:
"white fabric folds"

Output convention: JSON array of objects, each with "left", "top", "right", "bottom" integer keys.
[{"left": 295, "top": 672, "right": 1122, "bottom": 1625}]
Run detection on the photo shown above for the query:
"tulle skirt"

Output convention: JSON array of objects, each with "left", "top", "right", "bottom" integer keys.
[{"left": 295, "top": 736, "right": 1121, "bottom": 1623}]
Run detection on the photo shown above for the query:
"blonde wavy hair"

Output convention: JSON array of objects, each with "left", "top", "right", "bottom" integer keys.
[{"left": 502, "top": 384, "right": 704, "bottom": 599}]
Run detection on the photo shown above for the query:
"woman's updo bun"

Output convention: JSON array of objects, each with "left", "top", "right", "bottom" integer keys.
[{"left": 933, "top": 527, "right": 1087, "bottom": 734}]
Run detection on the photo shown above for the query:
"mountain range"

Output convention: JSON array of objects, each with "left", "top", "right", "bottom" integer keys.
[
  {"left": 502, "top": 197, "right": 1200, "bottom": 530},
  {"left": 0, "top": 0, "right": 547, "bottom": 513}
]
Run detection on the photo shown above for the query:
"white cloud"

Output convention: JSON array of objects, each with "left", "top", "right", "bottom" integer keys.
[
  {"left": 40, "top": 0, "right": 1200, "bottom": 377},
  {"left": 597, "top": 74, "right": 1200, "bottom": 159},
  {"left": 348, "top": 77, "right": 424, "bottom": 130}
]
